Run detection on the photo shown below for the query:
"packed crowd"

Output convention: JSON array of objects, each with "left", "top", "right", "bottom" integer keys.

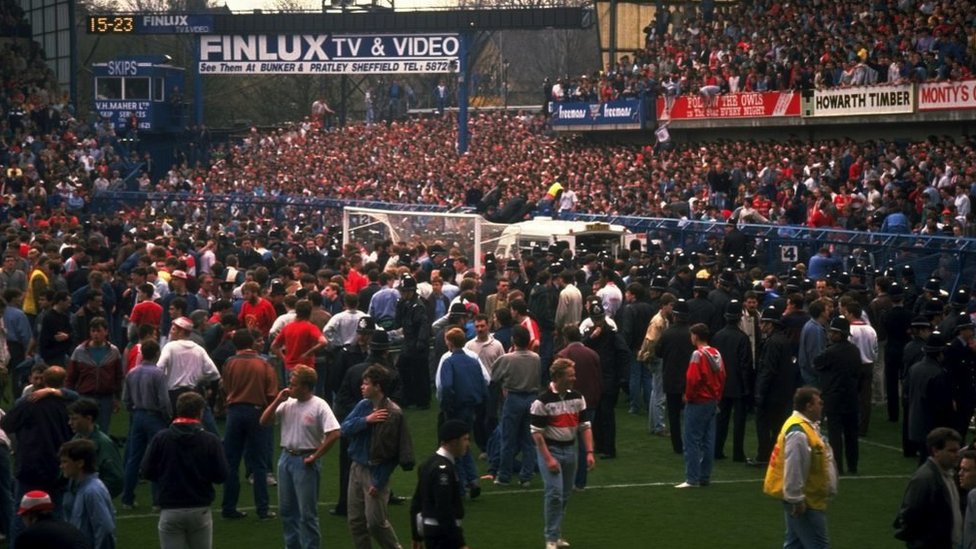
[
  {"left": 0, "top": 202, "right": 972, "bottom": 548},
  {"left": 144, "top": 116, "right": 976, "bottom": 237},
  {"left": 1, "top": 3, "right": 976, "bottom": 546},
  {"left": 549, "top": 0, "right": 976, "bottom": 105}
]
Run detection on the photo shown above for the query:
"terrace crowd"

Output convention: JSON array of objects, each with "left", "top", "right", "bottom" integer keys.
[{"left": 548, "top": 0, "right": 976, "bottom": 105}]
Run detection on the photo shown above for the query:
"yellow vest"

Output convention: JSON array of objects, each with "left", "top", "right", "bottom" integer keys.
[
  {"left": 762, "top": 414, "right": 832, "bottom": 510},
  {"left": 23, "top": 269, "right": 48, "bottom": 315}
]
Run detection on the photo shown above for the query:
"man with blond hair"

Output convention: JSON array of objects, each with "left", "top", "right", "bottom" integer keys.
[{"left": 261, "top": 365, "right": 340, "bottom": 549}]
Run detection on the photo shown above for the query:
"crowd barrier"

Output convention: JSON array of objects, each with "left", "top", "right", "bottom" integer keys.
[{"left": 92, "top": 192, "right": 976, "bottom": 291}]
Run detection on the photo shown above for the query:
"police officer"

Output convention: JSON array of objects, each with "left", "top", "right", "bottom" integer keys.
[
  {"left": 751, "top": 305, "right": 797, "bottom": 466},
  {"left": 410, "top": 419, "right": 470, "bottom": 549},
  {"left": 814, "top": 316, "right": 861, "bottom": 475},
  {"left": 394, "top": 275, "right": 431, "bottom": 409}
]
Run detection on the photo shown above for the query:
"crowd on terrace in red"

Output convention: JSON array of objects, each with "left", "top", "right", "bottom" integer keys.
[{"left": 547, "top": 0, "right": 976, "bottom": 104}]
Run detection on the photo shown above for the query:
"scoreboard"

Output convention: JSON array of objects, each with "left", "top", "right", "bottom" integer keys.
[{"left": 86, "top": 14, "right": 214, "bottom": 34}]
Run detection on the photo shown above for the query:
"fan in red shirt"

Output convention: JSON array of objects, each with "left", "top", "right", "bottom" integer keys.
[
  {"left": 238, "top": 281, "right": 278, "bottom": 337},
  {"left": 341, "top": 255, "right": 369, "bottom": 295},
  {"left": 270, "top": 300, "right": 327, "bottom": 371},
  {"left": 129, "top": 283, "right": 162, "bottom": 329},
  {"left": 832, "top": 189, "right": 852, "bottom": 214},
  {"left": 807, "top": 194, "right": 835, "bottom": 228},
  {"left": 752, "top": 194, "right": 773, "bottom": 220},
  {"left": 510, "top": 298, "right": 541, "bottom": 352}
]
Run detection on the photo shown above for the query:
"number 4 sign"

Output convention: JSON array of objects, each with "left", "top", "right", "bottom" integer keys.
[{"left": 780, "top": 245, "right": 798, "bottom": 263}]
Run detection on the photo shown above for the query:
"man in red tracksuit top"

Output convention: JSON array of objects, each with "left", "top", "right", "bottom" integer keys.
[{"left": 676, "top": 323, "right": 726, "bottom": 489}]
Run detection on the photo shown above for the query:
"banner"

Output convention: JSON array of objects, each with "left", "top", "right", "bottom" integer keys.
[
  {"left": 94, "top": 100, "right": 152, "bottom": 130},
  {"left": 918, "top": 80, "right": 976, "bottom": 111},
  {"left": 138, "top": 14, "right": 213, "bottom": 34},
  {"left": 198, "top": 33, "right": 460, "bottom": 74},
  {"left": 549, "top": 98, "right": 648, "bottom": 130},
  {"left": 656, "top": 91, "right": 799, "bottom": 120},
  {"left": 806, "top": 84, "right": 914, "bottom": 117}
]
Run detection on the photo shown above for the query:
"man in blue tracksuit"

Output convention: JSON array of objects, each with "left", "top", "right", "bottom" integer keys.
[{"left": 436, "top": 326, "right": 489, "bottom": 497}]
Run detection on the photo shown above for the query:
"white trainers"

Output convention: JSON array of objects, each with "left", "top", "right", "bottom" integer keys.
[
  {"left": 674, "top": 482, "right": 699, "bottom": 489},
  {"left": 545, "top": 542, "right": 558, "bottom": 549},
  {"left": 557, "top": 539, "right": 571, "bottom": 547}
]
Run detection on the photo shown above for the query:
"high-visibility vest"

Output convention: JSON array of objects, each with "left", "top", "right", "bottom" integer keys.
[
  {"left": 763, "top": 414, "right": 832, "bottom": 511},
  {"left": 23, "top": 268, "right": 48, "bottom": 315}
]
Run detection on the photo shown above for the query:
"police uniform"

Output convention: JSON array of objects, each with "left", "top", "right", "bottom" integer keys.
[
  {"left": 411, "top": 422, "right": 467, "bottom": 549},
  {"left": 395, "top": 275, "right": 431, "bottom": 408}
]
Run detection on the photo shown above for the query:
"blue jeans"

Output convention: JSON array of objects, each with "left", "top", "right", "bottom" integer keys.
[
  {"left": 647, "top": 359, "right": 666, "bottom": 433},
  {"left": 682, "top": 400, "right": 718, "bottom": 485},
  {"left": 202, "top": 405, "right": 220, "bottom": 437},
  {"left": 537, "top": 443, "right": 576, "bottom": 543},
  {"left": 86, "top": 393, "right": 116, "bottom": 434},
  {"left": 122, "top": 410, "right": 168, "bottom": 506},
  {"left": 222, "top": 405, "right": 271, "bottom": 516},
  {"left": 498, "top": 391, "right": 536, "bottom": 483},
  {"left": 629, "top": 358, "right": 652, "bottom": 413},
  {"left": 278, "top": 452, "right": 322, "bottom": 549},
  {"left": 574, "top": 409, "right": 595, "bottom": 489},
  {"left": 783, "top": 502, "right": 829, "bottom": 549}
]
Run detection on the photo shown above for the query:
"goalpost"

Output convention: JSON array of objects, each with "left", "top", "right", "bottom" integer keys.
[{"left": 342, "top": 207, "right": 514, "bottom": 272}]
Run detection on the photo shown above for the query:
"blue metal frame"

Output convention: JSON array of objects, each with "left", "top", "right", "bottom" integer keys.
[{"left": 90, "top": 192, "right": 976, "bottom": 291}]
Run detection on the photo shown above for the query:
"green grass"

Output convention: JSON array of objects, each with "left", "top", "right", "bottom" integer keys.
[{"left": 114, "top": 403, "right": 918, "bottom": 548}]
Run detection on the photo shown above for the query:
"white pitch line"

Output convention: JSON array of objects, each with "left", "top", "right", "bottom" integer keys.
[
  {"left": 859, "top": 438, "right": 906, "bottom": 452},
  {"left": 116, "top": 475, "right": 910, "bottom": 521}
]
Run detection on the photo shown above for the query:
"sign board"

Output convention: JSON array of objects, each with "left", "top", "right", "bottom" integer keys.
[
  {"left": 780, "top": 245, "right": 798, "bottom": 263},
  {"left": 549, "top": 98, "right": 648, "bottom": 130},
  {"left": 918, "top": 80, "right": 976, "bottom": 111},
  {"left": 805, "top": 84, "right": 914, "bottom": 117},
  {"left": 198, "top": 33, "right": 460, "bottom": 74},
  {"left": 87, "top": 14, "right": 214, "bottom": 34},
  {"left": 657, "top": 91, "right": 799, "bottom": 120},
  {"left": 94, "top": 100, "right": 153, "bottom": 130}
]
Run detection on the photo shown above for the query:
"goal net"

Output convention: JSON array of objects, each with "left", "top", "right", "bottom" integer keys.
[{"left": 342, "top": 207, "right": 513, "bottom": 272}]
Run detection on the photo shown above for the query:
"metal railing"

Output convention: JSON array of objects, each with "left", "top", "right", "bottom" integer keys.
[{"left": 91, "top": 191, "right": 976, "bottom": 289}]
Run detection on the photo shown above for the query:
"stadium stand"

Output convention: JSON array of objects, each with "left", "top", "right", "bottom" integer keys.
[{"left": 548, "top": 0, "right": 976, "bottom": 103}]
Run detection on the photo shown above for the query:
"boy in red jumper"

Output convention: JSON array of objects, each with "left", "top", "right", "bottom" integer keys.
[{"left": 676, "top": 323, "right": 726, "bottom": 489}]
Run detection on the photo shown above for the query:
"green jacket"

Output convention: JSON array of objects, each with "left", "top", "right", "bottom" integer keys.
[{"left": 76, "top": 428, "right": 123, "bottom": 499}]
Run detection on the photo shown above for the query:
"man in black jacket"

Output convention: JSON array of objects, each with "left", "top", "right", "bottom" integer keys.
[
  {"left": 894, "top": 427, "right": 962, "bottom": 548},
  {"left": 712, "top": 300, "right": 752, "bottom": 462},
  {"left": 582, "top": 303, "right": 631, "bottom": 459},
  {"left": 882, "top": 283, "right": 913, "bottom": 423},
  {"left": 907, "top": 332, "right": 954, "bottom": 465},
  {"left": 140, "top": 392, "right": 229, "bottom": 549},
  {"left": 37, "top": 290, "right": 73, "bottom": 367},
  {"left": 393, "top": 275, "right": 431, "bottom": 409},
  {"left": 411, "top": 420, "right": 469, "bottom": 549},
  {"left": 944, "top": 313, "right": 976, "bottom": 441},
  {"left": 656, "top": 300, "right": 694, "bottom": 454},
  {"left": 619, "top": 282, "right": 653, "bottom": 415},
  {"left": 2, "top": 365, "right": 73, "bottom": 545},
  {"left": 814, "top": 316, "right": 862, "bottom": 474},
  {"left": 751, "top": 305, "right": 797, "bottom": 466},
  {"left": 900, "top": 317, "right": 932, "bottom": 458}
]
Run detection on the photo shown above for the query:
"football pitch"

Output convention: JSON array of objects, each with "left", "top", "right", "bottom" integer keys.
[{"left": 115, "top": 403, "right": 917, "bottom": 548}]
